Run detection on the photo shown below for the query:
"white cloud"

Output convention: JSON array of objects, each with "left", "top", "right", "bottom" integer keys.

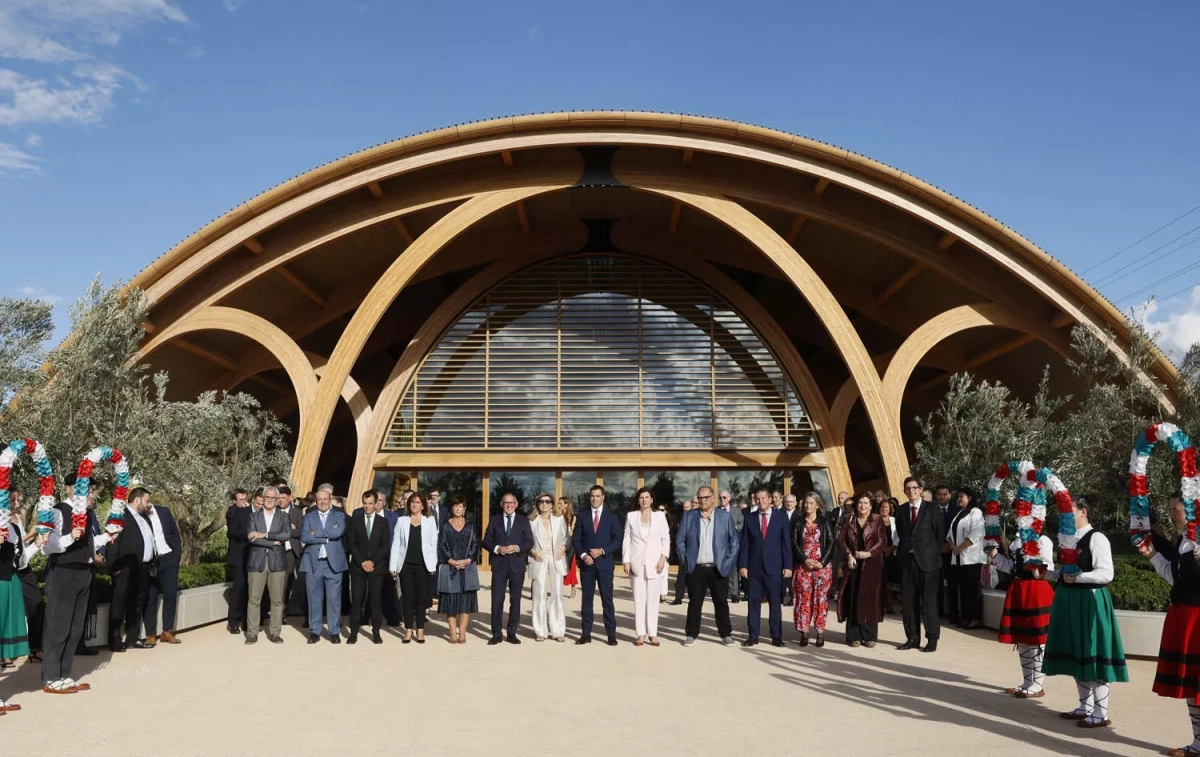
[
  {"left": 528, "top": 24, "right": 539, "bottom": 42},
  {"left": 0, "top": 140, "right": 38, "bottom": 171},
  {"left": 0, "top": 0, "right": 187, "bottom": 159},
  {"left": 24, "top": 132, "right": 39, "bottom": 147},
  {"left": 185, "top": 45, "right": 204, "bottom": 59},
  {"left": 1139, "top": 286, "right": 1200, "bottom": 362},
  {"left": 17, "top": 285, "right": 60, "bottom": 304},
  {"left": 222, "top": 0, "right": 249, "bottom": 10}
]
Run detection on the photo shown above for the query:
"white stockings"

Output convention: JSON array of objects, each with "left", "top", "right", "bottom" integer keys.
[
  {"left": 1016, "top": 644, "right": 1045, "bottom": 694},
  {"left": 1072, "top": 679, "right": 1110, "bottom": 724}
]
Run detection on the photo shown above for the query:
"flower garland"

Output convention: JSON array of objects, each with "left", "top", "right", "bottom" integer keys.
[
  {"left": 984, "top": 461, "right": 1046, "bottom": 561},
  {"left": 0, "top": 438, "right": 57, "bottom": 540},
  {"left": 1128, "top": 422, "right": 1200, "bottom": 548},
  {"left": 74, "top": 446, "right": 130, "bottom": 536}
]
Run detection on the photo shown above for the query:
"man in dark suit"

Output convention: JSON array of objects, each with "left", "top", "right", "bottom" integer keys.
[
  {"left": 345, "top": 490, "right": 390, "bottom": 644},
  {"left": 933, "top": 484, "right": 954, "bottom": 619},
  {"left": 482, "top": 492, "right": 534, "bottom": 645},
  {"left": 144, "top": 502, "right": 182, "bottom": 645},
  {"left": 738, "top": 487, "right": 793, "bottom": 647},
  {"left": 572, "top": 485, "right": 622, "bottom": 645},
  {"left": 368, "top": 490, "right": 401, "bottom": 627},
  {"left": 300, "top": 488, "right": 348, "bottom": 643},
  {"left": 895, "top": 476, "right": 948, "bottom": 652},
  {"left": 225, "top": 489, "right": 251, "bottom": 634},
  {"left": 719, "top": 490, "right": 745, "bottom": 604},
  {"left": 245, "top": 486, "right": 290, "bottom": 644},
  {"left": 107, "top": 488, "right": 156, "bottom": 652}
]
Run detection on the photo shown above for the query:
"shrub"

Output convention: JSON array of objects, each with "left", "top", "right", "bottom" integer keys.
[
  {"left": 177, "top": 562, "right": 227, "bottom": 591},
  {"left": 1109, "top": 554, "right": 1171, "bottom": 612},
  {"left": 200, "top": 529, "right": 228, "bottom": 564}
]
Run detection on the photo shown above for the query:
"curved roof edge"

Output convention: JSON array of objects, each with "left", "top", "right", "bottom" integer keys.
[{"left": 128, "top": 110, "right": 1178, "bottom": 388}]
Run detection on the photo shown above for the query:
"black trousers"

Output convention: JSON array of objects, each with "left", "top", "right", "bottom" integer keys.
[
  {"left": 685, "top": 565, "right": 732, "bottom": 640},
  {"left": 846, "top": 621, "right": 878, "bottom": 644},
  {"left": 18, "top": 569, "right": 44, "bottom": 652},
  {"left": 348, "top": 571, "right": 383, "bottom": 634},
  {"left": 144, "top": 565, "right": 178, "bottom": 635},
  {"left": 381, "top": 571, "right": 401, "bottom": 626},
  {"left": 110, "top": 562, "right": 151, "bottom": 645},
  {"left": 490, "top": 562, "right": 525, "bottom": 639},
  {"left": 901, "top": 554, "right": 941, "bottom": 643},
  {"left": 42, "top": 566, "right": 91, "bottom": 683},
  {"left": 286, "top": 553, "right": 307, "bottom": 617},
  {"left": 398, "top": 564, "right": 430, "bottom": 629},
  {"left": 579, "top": 566, "right": 616, "bottom": 640},
  {"left": 948, "top": 563, "right": 983, "bottom": 623},
  {"left": 226, "top": 563, "right": 248, "bottom": 627},
  {"left": 674, "top": 567, "right": 688, "bottom": 602}
]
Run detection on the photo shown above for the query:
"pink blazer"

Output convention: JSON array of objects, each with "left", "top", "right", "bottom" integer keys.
[{"left": 622, "top": 510, "right": 670, "bottom": 579}]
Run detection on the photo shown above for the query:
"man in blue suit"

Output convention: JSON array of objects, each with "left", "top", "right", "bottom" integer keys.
[
  {"left": 738, "top": 487, "right": 793, "bottom": 647},
  {"left": 572, "top": 485, "right": 622, "bottom": 645},
  {"left": 300, "top": 488, "right": 348, "bottom": 643},
  {"left": 676, "top": 486, "right": 740, "bottom": 647}
]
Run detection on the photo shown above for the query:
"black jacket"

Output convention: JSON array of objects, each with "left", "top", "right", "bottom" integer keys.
[
  {"left": 345, "top": 510, "right": 390, "bottom": 575},
  {"left": 790, "top": 512, "right": 835, "bottom": 568},
  {"left": 895, "top": 501, "right": 948, "bottom": 573},
  {"left": 153, "top": 505, "right": 183, "bottom": 571},
  {"left": 225, "top": 505, "right": 251, "bottom": 568}
]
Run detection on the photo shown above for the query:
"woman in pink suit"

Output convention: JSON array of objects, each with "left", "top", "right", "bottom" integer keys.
[{"left": 623, "top": 487, "right": 670, "bottom": 647}]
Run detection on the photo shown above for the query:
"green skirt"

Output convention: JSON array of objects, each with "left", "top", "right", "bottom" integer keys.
[
  {"left": 0, "top": 574, "right": 30, "bottom": 659},
  {"left": 1044, "top": 585, "right": 1128, "bottom": 683}
]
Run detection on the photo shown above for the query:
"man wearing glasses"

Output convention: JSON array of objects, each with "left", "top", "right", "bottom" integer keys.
[
  {"left": 893, "top": 477, "right": 947, "bottom": 652},
  {"left": 677, "top": 487, "right": 739, "bottom": 647},
  {"left": 482, "top": 493, "right": 534, "bottom": 644},
  {"left": 718, "top": 490, "right": 744, "bottom": 603}
]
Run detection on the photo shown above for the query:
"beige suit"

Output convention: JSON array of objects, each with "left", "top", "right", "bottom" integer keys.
[
  {"left": 528, "top": 514, "right": 567, "bottom": 639},
  {"left": 622, "top": 510, "right": 670, "bottom": 637}
]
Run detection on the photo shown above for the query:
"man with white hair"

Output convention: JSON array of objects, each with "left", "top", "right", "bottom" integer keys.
[
  {"left": 244, "top": 486, "right": 290, "bottom": 645},
  {"left": 300, "top": 488, "right": 348, "bottom": 643}
]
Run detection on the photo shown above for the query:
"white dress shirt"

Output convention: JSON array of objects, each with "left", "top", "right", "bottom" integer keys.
[
  {"left": 131, "top": 509, "right": 155, "bottom": 562},
  {"left": 494, "top": 513, "right": 516, "bottom": 555},
  {"left": 1072, "top": 526, "right": 1114, "bottom": 585},
  {"left": 318, "top": 511, "right": 328, "bottom": 559},
  {"left": 697, "top": 512, "right": 716, "bottom": 565}
]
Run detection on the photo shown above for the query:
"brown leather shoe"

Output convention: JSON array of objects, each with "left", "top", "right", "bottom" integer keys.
[
  {"left": 159, "top": 632, "right": 180, "bottom": 644},
  {"left": 42, "top": 685, "right": 77, "bottom": 695},
  {"left": 1014, "top": 690, "right": 1045, "bottom": 699},
  {"left": 1, "top": 703, "right": 20, "bottom": 712},
  {"left": 145, "top": 635, "right": 157, "bottom": 645}
]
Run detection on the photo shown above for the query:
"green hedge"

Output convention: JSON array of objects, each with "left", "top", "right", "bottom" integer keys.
[
  {"left": 38, "top": 562, "right": 228, "bottom": 605},
  {"left": 1109, "top": 554, "right": 1171, "bottom": 612},
  {"left": 200, "top": 529, "right": 228, "bottom": 564}
]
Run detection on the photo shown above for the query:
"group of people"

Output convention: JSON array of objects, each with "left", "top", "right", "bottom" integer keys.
[
  {"left": 0, "top": 475, "right": 183, "bottom": 715},
  {"left": 7, "top": 470, "right": 1200, "bottom": 756}
]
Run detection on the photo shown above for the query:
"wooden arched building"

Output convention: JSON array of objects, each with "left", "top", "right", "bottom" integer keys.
[{"left": 130, "top": 112, "right": 1178, "bottom": 523}]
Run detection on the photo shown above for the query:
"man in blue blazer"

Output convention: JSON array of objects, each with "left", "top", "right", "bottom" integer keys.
[
  {"left": 738, "top": 487, "right": 794, "bottom": 647},
  {"left": 571, "top": 485, "right": 622, "bottom": 645},
  {"left": 300, "top": 488, "right": 348, "bottom": 643},
  {"left": 676, "top": 485, "right": 740, "bottom": 647}
]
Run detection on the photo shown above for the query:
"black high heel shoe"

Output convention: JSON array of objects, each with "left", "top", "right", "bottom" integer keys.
[
  {"left": 814, "top": 633, "right": 825, "bottom": 648},
  {"left": 799, "top": 633, "right": 809, "bottom": 647}
]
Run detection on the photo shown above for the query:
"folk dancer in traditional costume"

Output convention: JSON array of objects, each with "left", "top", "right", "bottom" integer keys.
[
  {"left": 1137, "top": 490, "right": 1200, "bottom": 756},
  {"left": 987, "top": 528, "right": 1056, "bottom": 699},
  {"left": 1043, "top": 496, "right": 1128, "bottom": 728}
]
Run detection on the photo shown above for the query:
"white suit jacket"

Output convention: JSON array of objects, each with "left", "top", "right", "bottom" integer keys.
[
  {"left": 622, "top": 509, "right": 670, "bottom": 579},
  {"left": 947, "top": 507, "right": 986, "bottom": 566},
  {"left": 527, "top": 514, "right": 568, "bottom": 582}
]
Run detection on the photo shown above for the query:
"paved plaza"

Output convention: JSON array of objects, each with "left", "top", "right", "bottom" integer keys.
[{"left": 1, "top": 578, "right": 1177, "bottom": 756}]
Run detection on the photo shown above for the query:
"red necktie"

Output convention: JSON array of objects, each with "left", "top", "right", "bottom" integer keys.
[
  {"left": 593, "top": 511, "right": 600, "bottom": 532},
  {"left": 911, "top": 504, "right": 918, "bottom": 525},
  {"left": 760, "top": 512, "right": 768, "bottom": 538}
]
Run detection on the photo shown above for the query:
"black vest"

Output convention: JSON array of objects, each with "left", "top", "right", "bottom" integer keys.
[
  {"left": 48, "top": 501, "right": 95, "bottom": 569},
  {"left": 1154, "top": 533, "right": 1200, "bottom": 606}
]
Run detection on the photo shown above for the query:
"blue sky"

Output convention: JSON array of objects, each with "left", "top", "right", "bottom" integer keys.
[{"left": 1, "top": 0, "right": 1198, "bottom": 358}]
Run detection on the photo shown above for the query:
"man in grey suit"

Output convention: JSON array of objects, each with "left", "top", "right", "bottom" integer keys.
[
  {"left": 720, "top": 490, "right": 745, "bottom": 603},
  {"left": 300, "top": 488, "right": 348, "bottom": 643},
  {"left": 245, "top": 486, "right": 290, "bottom": 645}
]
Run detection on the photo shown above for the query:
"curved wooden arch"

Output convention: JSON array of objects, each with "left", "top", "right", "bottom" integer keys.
[
  {"left": 635, "top": 186, "right": 908, "bottom": 494},
  {"left": 306, "top": 352, "right": 373, "bottom": 500},
  {"left": 291, "top": 185, "right": 569, "bottom": 492},
  {"left": 347, "top": 248, "right": 852, "bottom": 499},
  {"left": 139, "top": 306, "right": 320, "bottom": 476}
]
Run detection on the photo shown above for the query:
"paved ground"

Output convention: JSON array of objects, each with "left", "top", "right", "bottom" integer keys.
[{"left": 0, "top": 577, "right": 1181, "bottom": 756}]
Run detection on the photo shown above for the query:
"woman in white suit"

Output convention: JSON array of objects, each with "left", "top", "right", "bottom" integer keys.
[
  {"left": 946, "top": 486, "right": 986, "bottom": 629},
  {"left": 389, "top": 492, "right": 439, "bottom": 643},
  {"left": 527, "top": 493, "right": 568, "bottom": 642},
  {"left": 623, "top": 487, "right": 670, "bottom": 647}
]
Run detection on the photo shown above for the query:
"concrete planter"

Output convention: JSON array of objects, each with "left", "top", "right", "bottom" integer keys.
[
  {"left": 981, "top": 587, "right": 1166, "bottom": 658},
  {"left": 84, "top": 581, "right": 231, "bottom": 646}
]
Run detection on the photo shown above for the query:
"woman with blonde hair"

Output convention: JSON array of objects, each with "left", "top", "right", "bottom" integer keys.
[
  {"left": 528, "top": 493, "right": 568, "bottom": 641},
  {"left": 560, "top": 497, "right": 579, "bottom": 599}
]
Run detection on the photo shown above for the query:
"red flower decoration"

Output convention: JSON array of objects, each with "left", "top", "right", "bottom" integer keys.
[
  {"left": 0, "top": 469, "right": 9, "bottom": 489},
  {"left": 110, "top": 450, "right": 123, "bottom": 464},
  {"left": 71, "top": 512, "right": 87, "bottom": 530},
  {"left": 77, "top": 459, "right": 95, "bottom": 479},
  {"left": 1147, "top": 423, "right": 1161, "bottom": 443},
  {"left": 985, "top": 500, "right": 1001, "bottom": 515},
  {"left": 1014, "top": 500, "right": 1033, "bottom": 517},
  {"left": 1179, "top": 447, "right": 1198, "bottom": 479},
  {"left": 39, "top": 477, "right": 55, "bottom": 496},
  {"left": 1031, "top": 518, "right": 1045, "bottom": 532},
  {"left": 22, "top": 438, "right": 35, "bottom": 453},
  {"left": 1022, "top": 540, "right": 1040, "bottom": 556},
  {"left": 1026, "top": 469, "right": 1038, "bottom": 482},
  {"left": 996, "top": 465, "right": 1010, "bottom": 479},
  {"left": 1055, "top": 491, "right": 1074, "bottom": 512},
  {"left": 1059, "top": 548, "right": 1079, "bottom": 564},
  {"left": 1129, "top": 475, "right": 1149, "bottom": 496}
]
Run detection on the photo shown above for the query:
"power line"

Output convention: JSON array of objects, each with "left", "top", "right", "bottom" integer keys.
[
  {"left": 1091, "top": 221, "right": 1200, "bottom": 288},
  {"left": 1152, "top": 277, "right": 1200, "bottom": 306},
  {"left": 1081, "top": 200, "right": 1200, "bottom": 275},
  {"left": 1115, "top": 257, "right": 1200, "bottom": 304}
]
